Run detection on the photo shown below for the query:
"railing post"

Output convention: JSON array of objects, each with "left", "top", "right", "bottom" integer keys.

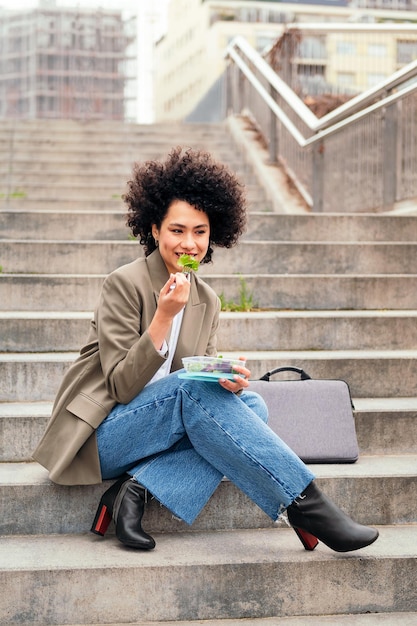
[
  {"left": 238, "top": 67, "right": 246, "bottom": 115},
  {"left": 312, "top": 139, "right": 324, "bottom": 212},
  {"left": 382, "top": 101, "right": 398, "bottom": 210},
  {"left": 268, "top": 85, "right": 278, "bottom": 164},
  {"left": 225, "top": 61, "right": 239, "bottom": 117},
  {"left": 225, "top": 64, "right": 233, "bottom": 116}
]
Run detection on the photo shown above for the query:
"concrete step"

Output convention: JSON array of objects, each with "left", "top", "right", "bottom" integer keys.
[
  {"left": 52, "top": 615, "right": 417, "bottom": 626},
  {"left": 0, "top": 147, "right": 252, "bottom": 165},
  {"left": 0, "top": 186, "right": 266, "bottom": 205},
  {"left": 3, "top": 240, "right": 417, "bottom": 275},
  {"left": 2, "top": 273, "right": 417, "bottom": 311},
  {"left": 2, "top": 398, "right": 416, "bottom": 463},
  {"left": 1, "top": 455, "right": 416, "bottom": 535},
  {"left": 0, "top": 123, "right": 233, "bottom": 147},
  {"left": 0, "top": 121, "right": 231, "bottom": 142},
  {"left": 1, "top": 198, "right": 125, "bottom": 212},
  {"left": 0, "top": 140, "right": 218, "bottom": 165},
  {"left": 1, "top": 350, "right": 417, "bottom": 401},
  {"left": 3, "top": 161, "right": 243, "bottom": 182},
  {"left": 3, "top": 174, "right": 262, "bottom": 192},
  {"left": 246, "top": 212, "right": 417, "bottom": 242},
  {"left": 2, "top": 210, "right": 416, "bottom": 241},
  {"left": 2, "top": 311, "right": 417, "bottom": 352},
  {"left": 354, "top": 397, "right": 417, "bottom": 455},
  {"left": 0, "top": 141, "right": 239, "bottom": 158},
  {"left": 0, "top": 209, "right": 129, "bottom": 241},
  {"left": 1, "top": 194, "right": 269, "bottom": 213},
  {"left": 0, "top": 526, "right": 415, "bottom": 624},
  {"left": 1, "top": 158, "right": 260, "bottom": 189},
  {"left": 0, "top": 118, "right": 224, "bottom": 132}
]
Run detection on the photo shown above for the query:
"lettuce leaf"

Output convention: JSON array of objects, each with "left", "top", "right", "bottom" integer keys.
[{"left": 177, "top": 253, "right": 200, "bottom": 272}]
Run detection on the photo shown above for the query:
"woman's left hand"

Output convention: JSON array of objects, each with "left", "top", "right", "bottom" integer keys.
[{"left": 218, "top": 356, "right": 251, "bottom": 395}]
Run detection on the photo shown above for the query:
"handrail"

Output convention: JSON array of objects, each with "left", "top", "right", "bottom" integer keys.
[
  {"left": 224, "top": 30, "right": 417, "bottom": 212},
  {"left": 284, "top": 23, "right": 417, "bottom": 129},
  {"left": 226, "top": 34, "right": 417, "bottom": 132},
  {"left": 226, "top": 36, "right": 318, "bottom": 130},
  {"left": 304, "top": 81, "right": 417, "bottom": 145},
  {"left": 316, "top": 59, "right": 417, "bottom": 129},
  {"left": 226, "top": 36, "right": 417, "bottom": 148},
  {"left": 226, "top": 44, "right": 307, "bottom": 146}
]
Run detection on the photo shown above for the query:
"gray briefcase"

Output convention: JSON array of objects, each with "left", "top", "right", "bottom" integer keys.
[{"left": 250, "top": 366, "right": 359, "bottom": 463}]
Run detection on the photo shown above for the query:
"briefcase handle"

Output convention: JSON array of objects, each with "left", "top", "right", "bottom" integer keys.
[{"left": 259, "top": 366, "right": 312, "bottom": 382}]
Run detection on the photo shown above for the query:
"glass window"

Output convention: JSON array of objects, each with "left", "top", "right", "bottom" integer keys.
[
  {"left": 336, "top": 42, "right": 357, "bottom": 56},
  {"left": 397, "top": 40, "right": 417, "bottom": 64},
  {"left": 368, "top": 43, "right": 387, "bottom": 57},
  {"left": 300, "top": 37, "right": 326, "bottom": 60}
]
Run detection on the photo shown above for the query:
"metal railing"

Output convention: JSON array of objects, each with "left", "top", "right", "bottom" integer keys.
[{"left": 225, "top": 27, "right": 417, "bottom": 212}]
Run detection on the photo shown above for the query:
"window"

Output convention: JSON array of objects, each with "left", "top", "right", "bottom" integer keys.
[
  {"left": 397, "top": 40, "right": 417, "bottom": 64},
  {"left": 368, "top": 43, "right": 387, "bottom": 57},
  {"left": 300, "top": 37, "right": 326, "bottom": 60},
  {"left": 336, "top": 42, "right": 357, "bottom": 56}
]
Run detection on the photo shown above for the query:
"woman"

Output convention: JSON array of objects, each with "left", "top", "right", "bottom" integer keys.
[{"left": 33, "top": 147, "right": 378, "bottom": 553}]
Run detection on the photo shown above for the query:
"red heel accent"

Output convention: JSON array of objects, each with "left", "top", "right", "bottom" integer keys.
[
  {"left": 293, "top": 527, "right": 319, "bottom": 551},
  {"left": 91, "top": 504, "right": 112, "bottom": 536},
  {"left": 90, "top": 474, "right": 130, "bottom": 537}
]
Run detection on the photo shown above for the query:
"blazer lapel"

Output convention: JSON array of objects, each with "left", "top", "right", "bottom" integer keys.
[{"left": 147, "top": 249, "right": 170, "bottom": 304}]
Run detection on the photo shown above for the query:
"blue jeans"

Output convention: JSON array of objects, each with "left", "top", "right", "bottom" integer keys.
[{"left": 96, "top": 371, "right": 315, "bottom": 525}]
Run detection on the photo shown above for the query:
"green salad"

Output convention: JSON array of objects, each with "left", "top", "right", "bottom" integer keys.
[{"left": 177, "top": 253, "right": 200, "bottom": 272}]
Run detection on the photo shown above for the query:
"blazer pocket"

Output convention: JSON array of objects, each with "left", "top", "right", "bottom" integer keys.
[{"left": 66, "top": 393, "right": 109, "bottom": 430}]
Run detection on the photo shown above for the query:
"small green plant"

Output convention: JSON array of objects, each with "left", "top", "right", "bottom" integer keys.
[
  {"left": 10, "top": 189, "right": 27, "bottom": 198},
  {"left": 220, "top": 277, "right": 257, "bottom": 312}
]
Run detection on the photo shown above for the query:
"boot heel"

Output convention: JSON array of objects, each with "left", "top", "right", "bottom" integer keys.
[
  {"left": 90, "top": 474, "right": 129, "bottom": 537},
  {"left": 287, "top": 481, "right": 379, "bottom": 552},
  {"left": 91, "top": 502, "right": 112, "bottom": 536},
  {"left": 293, "top": 527, "right": 319, "bottom": 551}
]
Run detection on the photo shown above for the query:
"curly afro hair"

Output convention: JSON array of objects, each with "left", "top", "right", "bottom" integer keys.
[{"left": 124, "top": 146, "right": 247, "bottom": 264}]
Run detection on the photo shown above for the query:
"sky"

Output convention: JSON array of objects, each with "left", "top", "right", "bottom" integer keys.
[{"left": 0, "top": 0, "right": 170, "bottom": 122}]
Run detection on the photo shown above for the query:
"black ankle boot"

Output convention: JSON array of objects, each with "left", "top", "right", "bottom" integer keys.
[
  {"left": 287, "top": 481, "right": 379, "bottom": 552},
  {"left": 112, "top": 477, "right": 156, "bottom": 550},
  {"left": 91, "top": 474, "right": 131, "bottom": 536}
]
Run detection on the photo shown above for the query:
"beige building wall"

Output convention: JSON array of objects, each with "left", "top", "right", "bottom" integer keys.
[
  {"left": 326, "top": 32, "right": 416, "bottom": 93},
  {"left": 153, "top": 0, "right": 356, "bottom": 122},
  {"left": 153, "top": 0, "right": 209, "bottom": 122}
]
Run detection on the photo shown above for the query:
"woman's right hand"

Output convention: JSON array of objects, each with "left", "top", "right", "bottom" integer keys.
[
  {"left": 158, "top": 272, "right": 191, "bottom": 317},
  {"left": 148, "top": 273, "right": 190, "bottom": 351}
]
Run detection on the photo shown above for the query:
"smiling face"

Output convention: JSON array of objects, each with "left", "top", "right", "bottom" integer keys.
[{"left": 152, "top": 200, "right": 210, "bottom": 275}]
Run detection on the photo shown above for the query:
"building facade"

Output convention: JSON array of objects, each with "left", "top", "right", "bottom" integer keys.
[{"left": 0, "top": 4, "right": 136, "bottom": 120}]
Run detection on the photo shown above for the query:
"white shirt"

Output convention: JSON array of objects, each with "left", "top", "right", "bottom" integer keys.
[{"left": 145, "top": 306, "right": 184, "bottom": 386}]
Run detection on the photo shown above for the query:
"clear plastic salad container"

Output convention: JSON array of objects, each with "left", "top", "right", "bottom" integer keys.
[{"left": 182, "top": 356, "right": 245, "bottom": 375}]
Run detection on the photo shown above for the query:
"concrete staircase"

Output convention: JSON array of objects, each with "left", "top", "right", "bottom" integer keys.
[{"left": 0, "top": 119, "right": 416, "bottom": 625}]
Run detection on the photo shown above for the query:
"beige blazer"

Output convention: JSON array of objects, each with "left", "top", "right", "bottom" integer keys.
[{"left": 33, "top": 249, "right": 220, "bottom": 485}]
